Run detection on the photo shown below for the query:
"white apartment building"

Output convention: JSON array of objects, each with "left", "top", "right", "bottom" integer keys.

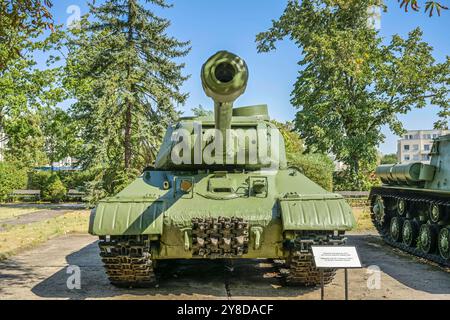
[{"left": 397, "top": 129, "right": 449, "bottom": 164}]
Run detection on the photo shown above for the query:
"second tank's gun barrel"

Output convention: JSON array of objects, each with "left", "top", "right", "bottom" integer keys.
[{"left": 201, "top": 51, "right": 248, "bottom": 145}]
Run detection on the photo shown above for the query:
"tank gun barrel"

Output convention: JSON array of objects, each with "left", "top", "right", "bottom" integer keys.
[{"left": 201, "top": 51, "right": 248, "bottom": 142}]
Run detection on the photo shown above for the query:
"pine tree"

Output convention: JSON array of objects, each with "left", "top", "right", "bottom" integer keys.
[{"left": 65, "top": 0, "right": 190, "bottom": 195}]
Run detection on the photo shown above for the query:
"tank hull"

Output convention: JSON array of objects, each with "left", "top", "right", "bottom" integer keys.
[
  {"left": 90, "top": 169, "right": 355, "bottom": 260},
  {"left": 89, "top": 168, "right": 355, "bottom": 287}
]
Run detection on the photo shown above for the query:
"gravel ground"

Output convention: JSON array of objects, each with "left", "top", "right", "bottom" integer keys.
[{"left": 1, "top": 232, "right": 450, "bottom": 300}]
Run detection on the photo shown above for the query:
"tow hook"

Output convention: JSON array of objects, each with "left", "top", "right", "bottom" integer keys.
[
  {"left": 251, "top": 227, "right": 263, "bottom": 250},
  {"left": 181, "top": 228, "right": 191, "bottom": 251}
]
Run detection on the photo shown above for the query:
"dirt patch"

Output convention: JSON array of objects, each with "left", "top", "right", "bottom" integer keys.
[{"left": 1, "top": 232, "right": 450, "bottom": 300}]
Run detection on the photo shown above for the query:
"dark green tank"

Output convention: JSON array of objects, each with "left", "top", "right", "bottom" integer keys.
[
  {"left": 370, "top": 134, "right": 450, "bottom": 264},
  {"left": 88, "top": 51, "right": 356, "bottom": 287}
]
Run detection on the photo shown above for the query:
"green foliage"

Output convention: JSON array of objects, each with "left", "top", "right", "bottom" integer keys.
[
  {"left": 380, "top": 153, "right": 398, "bottom": 164},
  {"left": 0, "top": 25, "right": 66, "bottom": 168},
  {"left": 65, "top": 0, "right": 190, "bottom": 198},
  {"left": 42, "top": 174, "right": 66, "bottom": 203},
  {"left": 83, "top": 168, "right": 140, "bottom": 205},
  {"left": 287, "top": 152, "right": 334, "bottom": 191},
  {"left": 29, "top": 171, "right": 68, "bottom": 202},
  {"left": 272, "top": 121, "right": 304, "bottom": 155},
  {"left": 41, "top": 108, "right": 82, "bottom": 168},
  {"left": 274, "top": 120, "right": 332, "bottom": 190},
  {"left": 58, "top": 170, "right": 94, "bottom": 191},
  {"left": 27, "top": 170, "right": 51, "bottom": 190},
  {"left": 191, "top": 105, "right": 213, "bottom": 117},
  {"left": 0, "top": 162, "right": 27, "bottom": 201},
  {"left": 333, "top": 169, "right": 380, "bottom": 191},
  {"left": 256, "top": 0, "right": 449, "bottom": 177},
  {"left": 0, "top": 0, "right": 53, "bottom": 71},
  {"left": 398, "top": 1, "right": 448, "bottom": 16}
]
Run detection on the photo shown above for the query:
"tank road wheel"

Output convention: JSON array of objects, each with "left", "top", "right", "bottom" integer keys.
[
  {"left": 372, "top": 196, "right": 387, "bottom": 227},
  {"left": 98, "top": 236, "right": 156, "bottom": 288},
  {"left": 438, "top": 228, "right": 450, "bottom": 260},
  {"left": 418, "top": 224, "right": 438, "bottom": 254},
  {"left": 429, "top": 204, "right": 444, "bottom": 224},
  {"left": 402, "top": 220, "right": 419, "bottom": 247},
  {"left": 397, "top": 199, "right": 406, "bottom": 216},
  {"left": 286, "top": 250, "right": 335, "bottom": 286},
  {"left": 389, "top": 217, "right": 404, "bottom": 242}
]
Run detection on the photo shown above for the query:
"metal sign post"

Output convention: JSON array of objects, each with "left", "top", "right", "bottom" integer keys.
[{"left": 312, "top": 246, "right": 362, "bottom": 300}]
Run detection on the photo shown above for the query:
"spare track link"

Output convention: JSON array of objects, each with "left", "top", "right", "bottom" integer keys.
[
  {"left": 370, "top": 187, "right": 450, "bottom": 267},
  {"left": 98, "top": 236, "right": 156, "bottom": 288},
  {"left": 192, "top": 217, "right": 249, "bottom": 258}
]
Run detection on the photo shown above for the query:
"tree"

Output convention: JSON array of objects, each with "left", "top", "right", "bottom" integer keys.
[
  {"left": 41, "top": 108, "right": 81, "bottom": 171},
  {"left": 256, "top": 0, "right": 449, "bottom": 184},
  {"left": 0, "top": 0, "right": 53, "bottom": 71},
  {"left": 380, "top": 153, "right": 398, "bottom": 164},
  {"left": 65, "top": 0, "right": 190, "bottom": 195},
  {"left": 0, "top": 28, "right": 66, "bottom": 168}
]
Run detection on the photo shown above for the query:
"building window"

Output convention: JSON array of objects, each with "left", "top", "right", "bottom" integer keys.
[
  {"left": 413, "top": 144, "right": 419, "bottom": 151},
  {"left": 422, "top": 154, "right": 430, "bottom": 161},
  {"left": 404, "top": 135, "right": 409, "bottom": 140},
  {"left": 404, "top": 155, "right": 410, "bottom": 161},
  {"left": 404, "top": 145, "right": 410, "bottom": 151},
  {"left": 423, "top": 134, "right": 432, "bottom": 139},
  {"left": 424, "top": 144, "right": 430, "bottom": 151},
  {"left": 433, "top": 134, "right": 438, "bottom": 138},
  {"left": 413, "top": 155, "right": 419, "bottom": 161}
]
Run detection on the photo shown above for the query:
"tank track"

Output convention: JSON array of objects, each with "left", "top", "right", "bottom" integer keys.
[
  {"left": 286, "top": 251, "right": 336, "bottom": 286},
  {"left": 191, "top": 217, "right": 249, "bottom": 258},
  {"left": 98, "top": 236, "right": 156, "bottom": 288},
  {"left": 285, "top": 233, "right": 344, "bottom": 286},
  {"left": 370, "top": 187, "right": 450, "bottom": 267}
]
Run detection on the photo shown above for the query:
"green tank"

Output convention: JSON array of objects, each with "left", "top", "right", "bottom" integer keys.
[
  {"left": 88, "top": 51, "right": 356, "bottom": 287},
  {"left": 370, "top": 134, "right": 450, "bottom": 264}
]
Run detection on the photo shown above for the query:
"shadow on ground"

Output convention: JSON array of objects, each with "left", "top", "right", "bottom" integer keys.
[
  {"left": 15, "top": 233, "right": 450, "bottom": 299},
  {"left": 31, "top": 241, "right": 315, "bottom": 299}
]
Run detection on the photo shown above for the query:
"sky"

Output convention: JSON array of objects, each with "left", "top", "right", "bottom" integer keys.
[{"left": 45, "top": 0, "right": 450, "bottom": 154}]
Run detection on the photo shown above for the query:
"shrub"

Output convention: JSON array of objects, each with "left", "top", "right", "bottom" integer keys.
[
  {"left": 42, "top": 174, "right": 67, "bottom": 203},
  {"left": 27, "top": 170, "right": 52, "bottom": 190},
  {"left": 58, "top": 170, "right": 94, "bottom": 191},
  {"left": 287, "top": 153, "right": 334, "bottom": 191},
  {"left": 0, "top": 163, "right": 27, "bottom": 201},
  {"left": 333, "top": 169, "right": 380, "bottom": 191}
]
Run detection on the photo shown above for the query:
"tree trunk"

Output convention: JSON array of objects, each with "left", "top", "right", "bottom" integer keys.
[
  {"left": 124, "top": 102, "right": 132, "bottom": 169},
  {"left": 353, "top": 158, "right": 359, "bottom": 176},
  {"left": 124, "top": 0, "right": 135, "bottom": 170}
]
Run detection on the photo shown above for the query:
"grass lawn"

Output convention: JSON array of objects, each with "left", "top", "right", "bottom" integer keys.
[
  {"left": 0, "top": 210, "right": 90, "bottom": 260},
  {"left": 0, "top": 207, "right": 43, "bottom": 221},
  {"left": 352, "top": 207, "right": 375, "bottom": 231}
]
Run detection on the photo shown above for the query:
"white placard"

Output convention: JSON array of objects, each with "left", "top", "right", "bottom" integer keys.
[{"left": 311, "top": 246, "right": 361, "bottom": 269}]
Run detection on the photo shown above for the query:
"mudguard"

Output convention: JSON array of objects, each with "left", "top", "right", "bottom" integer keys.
[
  {"left": 89, "top": 199, "right": 165, "bottom": 235},
  {"left": 279, "top": 195, "right": 355, "bottom": 231}
]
